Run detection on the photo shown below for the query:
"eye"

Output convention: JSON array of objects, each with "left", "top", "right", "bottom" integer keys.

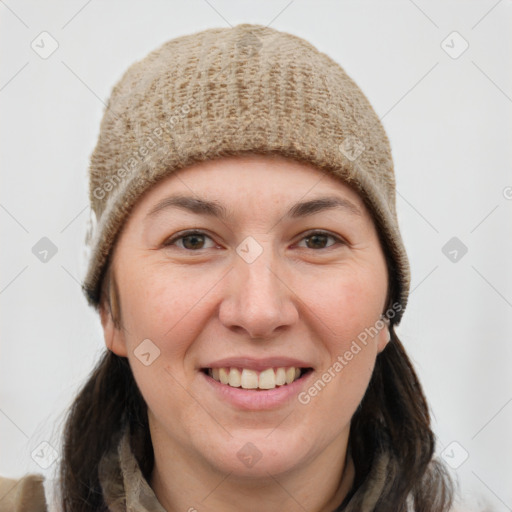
[
  {"left": 295, "top": 230, "right": 345, "bottom": 250},
  {"left": 163, "top": 229, "right": 345, "bottom": 252},
  {"left": 163, "top": 230, "right": 216, "bottom": 250}
]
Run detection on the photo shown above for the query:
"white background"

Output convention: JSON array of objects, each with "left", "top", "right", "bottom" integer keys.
[{"left": 1, "top": 1, "right": 511, "bottom": 510}]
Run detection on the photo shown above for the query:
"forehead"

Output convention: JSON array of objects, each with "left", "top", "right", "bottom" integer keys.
[{"left": 131, "top": 153, "right": 369, "bottom": 220}]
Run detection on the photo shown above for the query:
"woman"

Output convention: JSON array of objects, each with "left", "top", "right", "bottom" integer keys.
[{"left": 0, "top": 23, "right": 454, "bottom": 511}]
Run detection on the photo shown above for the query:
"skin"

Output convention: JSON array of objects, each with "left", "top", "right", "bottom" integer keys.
[{"left": 101, "top": 153, "right": 390, "bottom": 512}]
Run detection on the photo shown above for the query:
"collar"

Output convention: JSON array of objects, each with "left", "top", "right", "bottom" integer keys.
[{"left": 98, "top": 427, "right": 165, "bottom": 512}]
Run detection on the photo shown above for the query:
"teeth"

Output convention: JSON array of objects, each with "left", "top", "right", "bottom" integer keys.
[
  {"left": 241, "top": 369, "right": 259, "bottom": 389},
  {"left": 275, "top": 367, "right": 286, "bottom": 386},
  {"left": 228, "top": 368, "right": 241, "bottom": 387},
  {"left": 207, "top": 366, "right": 305, "bottom": 390},
  {"left": 258, "top": 368, "right": 275, "bottom": 389},
  {"left": 219, "top": 368, "right": 229, "bottom": 385}
]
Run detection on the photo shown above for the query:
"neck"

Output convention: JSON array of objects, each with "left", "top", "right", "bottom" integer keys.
[{"left": 148, "top": 430, "right": 355, "bottom": 512}]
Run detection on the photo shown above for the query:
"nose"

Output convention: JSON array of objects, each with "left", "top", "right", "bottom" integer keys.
[{"left": 218, "top": 243, "right": 299, "bottom": 340}]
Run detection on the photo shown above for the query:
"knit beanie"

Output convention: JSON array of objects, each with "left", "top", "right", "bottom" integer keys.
[{"left": 82, "top": 23, "right": 411, "bottom": 326}]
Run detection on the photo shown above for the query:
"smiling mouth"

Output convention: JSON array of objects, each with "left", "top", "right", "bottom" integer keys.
[{"left": 201, "top": 366, "right": 314, "bottom": 391}]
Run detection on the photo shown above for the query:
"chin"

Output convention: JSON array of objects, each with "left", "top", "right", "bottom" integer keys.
[{"left": 198, "top": 431, "right": 313, "bottom": 479}]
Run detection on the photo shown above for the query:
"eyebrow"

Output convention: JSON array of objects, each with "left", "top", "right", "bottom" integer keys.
[{"left": 145, "top": 194, "right": 363, "bottom": 222}]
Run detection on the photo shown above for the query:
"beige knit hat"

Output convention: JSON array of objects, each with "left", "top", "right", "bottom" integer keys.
[{"left": 82, "top": 23, "right": 410, "bottom": 325}]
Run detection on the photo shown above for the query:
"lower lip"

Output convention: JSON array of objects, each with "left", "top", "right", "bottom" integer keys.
[{"left": 201, "top": 370, "right": 314, "bottom": 411}]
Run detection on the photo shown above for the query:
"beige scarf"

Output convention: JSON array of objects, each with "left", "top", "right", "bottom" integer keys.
[{"left": 97, "top": 427, "right": 390, "bottom": 512}]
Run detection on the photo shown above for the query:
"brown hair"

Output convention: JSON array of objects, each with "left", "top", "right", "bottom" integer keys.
[{"left": 59, "top": 255, "right": 453, "bottom": 511}]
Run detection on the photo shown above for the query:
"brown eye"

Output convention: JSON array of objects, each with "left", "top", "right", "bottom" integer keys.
[
  {"left": 297, "top": 231, "right": 344, "bottom": 250},
  {"left": 163, "top": 231, "right": 215, "bottom": 250}
]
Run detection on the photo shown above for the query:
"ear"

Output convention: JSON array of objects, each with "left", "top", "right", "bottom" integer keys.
[
  {"left": 100, "top": 301, "right": 128, "bottom": 357},
  {"left": 376, "top": 319, "right": 391, "bottom": 354}
]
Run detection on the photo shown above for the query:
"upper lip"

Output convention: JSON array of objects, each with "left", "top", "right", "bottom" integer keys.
[{"left": 200, "top": 357, "right": 314, "bottom": 372}]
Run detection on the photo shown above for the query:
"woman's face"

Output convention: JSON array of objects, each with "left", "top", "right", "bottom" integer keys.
[{"left": 102, "top": 154, "right": 390, "bottom": 478}]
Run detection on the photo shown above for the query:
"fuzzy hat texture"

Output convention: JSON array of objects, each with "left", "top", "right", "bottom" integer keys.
[{"left": 82, "top": 23, "right": 411, "bottom": 325}]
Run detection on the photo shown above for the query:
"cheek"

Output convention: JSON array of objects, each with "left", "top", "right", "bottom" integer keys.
[
  {"left": 304, "top": 263, "right": 387, "bottom": 350},
  {"left": 294, "top": 263, "right": 385, "bottom": 417},
  {"left": 118, "top": 261, "right": 222, "bottom": 359},
  {"left": 120, "top": 263, "right": 217, "bottom": 432}
]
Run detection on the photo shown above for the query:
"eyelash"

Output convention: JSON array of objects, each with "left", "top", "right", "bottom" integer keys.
[{"left": 162, "top": 230, "right": 346, "bottom": 251}]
